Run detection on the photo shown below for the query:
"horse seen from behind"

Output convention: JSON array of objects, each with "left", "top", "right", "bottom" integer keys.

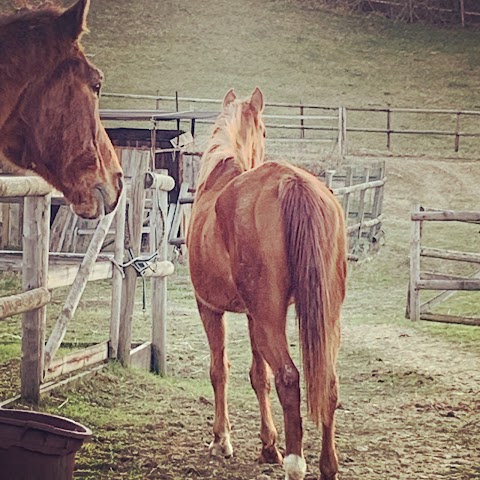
[
  {"left": 187, "top": 88, "right": 347, "bottom": 480},
  {"left": 0, "top": 0, "right": 123, "bottom": 219}
]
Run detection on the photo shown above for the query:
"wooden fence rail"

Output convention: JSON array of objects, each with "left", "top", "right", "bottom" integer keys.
[
  {"left": 408, "top": 204, "right": 480, "bottom": 326},
  {"left": 172, "top": 159, "right": 386, "bottom": 260},
  {"left": 100, "top": 93, "right": 480, "bottom": 158}
]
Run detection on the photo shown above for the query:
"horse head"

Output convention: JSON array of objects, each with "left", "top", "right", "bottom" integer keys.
[
  {"left": 0, "top": 0, "right": 123, "bottom": 219},
  {"left": 222, "top": 87, "right": 266, "bottom": 171}
]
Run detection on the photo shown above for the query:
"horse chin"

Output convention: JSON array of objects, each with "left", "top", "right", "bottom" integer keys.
[{"left": 70, "top": 189, "right": 105, "bottom": 219}]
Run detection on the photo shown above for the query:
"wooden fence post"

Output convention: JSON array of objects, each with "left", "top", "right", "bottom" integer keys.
[
  {"left": 151, "top": 170, "right": 174, "bottom": 375},
  {"left": 338, "top": 107, "right": 347, "bottom": 161},
  {"left": 109, "top": 186, "right": 127, "bottom": 359},
  {"left": 409, "top": 204, "right": 422, "bottom": 321},
  {"left": 21, "top": 193, "right": 51, "bottom": 403},
  {"left": 118, "top": 151, "right": 149, "bottom": 367}
]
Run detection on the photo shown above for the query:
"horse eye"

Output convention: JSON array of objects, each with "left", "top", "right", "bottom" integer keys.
[{"left": 92, "top": 83, "right": 101, "bottom": 96}]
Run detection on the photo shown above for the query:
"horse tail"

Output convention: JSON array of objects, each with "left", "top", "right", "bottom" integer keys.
[{"left": 279, "top": 172, "right": 347, "bottom": 427}]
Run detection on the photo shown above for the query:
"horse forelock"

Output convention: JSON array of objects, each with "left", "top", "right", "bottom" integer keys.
[{"left": 197, "top": 97, "right": 265, "bottom": 186}]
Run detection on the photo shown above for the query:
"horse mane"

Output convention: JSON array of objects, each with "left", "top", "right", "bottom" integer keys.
[
  {"left": 197, "top": 96, "right": 265, "bottom": 187},
  {"left": 0, "top": 2, "right": 62, "bottom": 27}
]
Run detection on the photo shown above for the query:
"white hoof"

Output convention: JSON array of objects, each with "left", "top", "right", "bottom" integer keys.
[
  {"left": 209, "top": 436, "right": 233, "bottom": 458},
  {"left": 284, "top": 454, "right": 307, "bottom": 480}
]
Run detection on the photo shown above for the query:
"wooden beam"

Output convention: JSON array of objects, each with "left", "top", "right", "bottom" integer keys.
[
  {"left": 110, "top": 186, "right": 127, "bottom": 359},
  {"left": 412, "top": 210, "right": 480, "bottom": 222},
  {"left": 420, "top": 312, "right": 480, "bottom": 327},
  {"left": 333, "top": 178, "right": 385, "bottom": 196},
  {"left": 409, "top": 204, "right": 421, "bottom": 321},
  {"left": 417, "top": 278, "right": 480, "bottom": 291},
  {"left": 0, "top": 287, "right": 50, "bottom": 320},
  {"left": 47, "top": 261, "right": 113, "bottom": 289},
  {"left": 421, "top": 247, "right": 480, "bottom": 264},
  {"left": 118, "top": 150, "right": 149, "bottom": 367},
  {"left": 151, "top": 172, "right": 172, "bottom": 376},
  {"left": 0, "top": 176, "right": 52, "bottom": 198},
  {"left": 45, "top": 341, "right": 108, "bottom": 381},
  {"left": 21, "top": 194, "right": 51, "bottom": 404},
  {"left": 130, "top": 341, "right": 152, "bottom": 371}
]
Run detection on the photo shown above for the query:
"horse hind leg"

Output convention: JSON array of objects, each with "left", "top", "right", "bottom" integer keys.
[
  {"left": 248, "top": 314, "right": 306, "bottom": 480},
  {"left": 319, "top": 383, "right": 339, "bottom": 480},
  {"left": 247, "top": 315, "right": 283, "bottom": 465},
  {"left": 197, "top": 301, "right": 233, "bottom": 458}
]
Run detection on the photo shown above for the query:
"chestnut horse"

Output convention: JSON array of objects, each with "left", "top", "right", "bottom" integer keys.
[
  {"left": 0, "top": 0, "right": 122, "bottom": 219},
  {"left": 187, "top": 88, "right": 347, "bottom": 480}
]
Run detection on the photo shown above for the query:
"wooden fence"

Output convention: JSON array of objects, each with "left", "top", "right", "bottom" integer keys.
[
  {"left": 407, "top": 204, "right": 480, "bottom": 326},
  {"left": 334, "top": 0, "right": 480, "bottom": 27},
  {"left": 0, "top": 156, "right": 175, "bottom": 404},
  {"left": 100, "top": 92, "right": 480, "bottom": 159},
  {"left": 172, "top": 156, "right": 386, "bottom": 260}
]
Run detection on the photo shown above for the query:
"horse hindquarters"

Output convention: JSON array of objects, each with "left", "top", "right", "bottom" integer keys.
[{"left": 279, "top": 171, "right": 347, "bottom": 480}]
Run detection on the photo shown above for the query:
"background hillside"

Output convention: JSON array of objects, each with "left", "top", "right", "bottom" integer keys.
[{"left": 77, "top": 0, "right": 480, "bottom": 109}]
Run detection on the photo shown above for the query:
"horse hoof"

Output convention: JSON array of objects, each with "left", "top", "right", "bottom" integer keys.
[
  {"left": 284, "top": 454, "right": 306, "bottom": 480},
  {"left": 209, "top": 438, "right": 233, "bottom": 459},
  {"left": 258, "top": 445, "right": 283, "bottom": 464},
  {"left": 319, "top": 473, "right": 338, "bottom": 480}
]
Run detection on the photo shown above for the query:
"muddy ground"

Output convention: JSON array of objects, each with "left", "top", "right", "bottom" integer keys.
[{"left": 1, "top": 157, "right": 478, "bottom": 479}]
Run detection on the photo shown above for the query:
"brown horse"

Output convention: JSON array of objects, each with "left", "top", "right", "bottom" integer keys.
[
  {"left": 0, "top": 0, "right": 122, "bottom": 219},
  {"left": 187, "top": 88, "right": 347, "bottom": 480}
]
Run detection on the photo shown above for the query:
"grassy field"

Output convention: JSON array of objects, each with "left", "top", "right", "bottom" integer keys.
[{"left": 1, "top": 1, "right": 480, "bottom": 479}]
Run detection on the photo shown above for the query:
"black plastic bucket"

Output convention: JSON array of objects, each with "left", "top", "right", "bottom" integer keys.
[{"left": 0, "top": 408, "right": 92, "bottom": 480}]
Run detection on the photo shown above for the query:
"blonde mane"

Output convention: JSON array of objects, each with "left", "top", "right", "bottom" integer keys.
[{"left": 197, "top": 88, "right": 265, "bottom": 187}]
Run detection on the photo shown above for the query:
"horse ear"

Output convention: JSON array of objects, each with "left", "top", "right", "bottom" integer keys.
[
  {"left": 223, "top": 89, "right": 236, "bottom": 108},
  {"left": 57, "top": 0, "right": 90, "bottom": 40},
  {"left": 250, "top": 87, "right": 264, "bottom": 114}
]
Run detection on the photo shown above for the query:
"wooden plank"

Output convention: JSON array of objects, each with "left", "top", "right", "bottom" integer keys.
[
  {"left": 347, "top": 215, "right": 384, "bottom": 234},
  {"left": 151, "top": 172, "right": 171, "bottom": 376},
  {"left": 44, "top": 341, "right": 109, "bottom": 381},
  {"left": 421, "top": 247, "right": 480, "bottom": 264},
  {"left": 412, "top": 210, "right": 480, "bottom": 223},
  {"left": 130, "top": 341, "right": 152, "bottom": 371},
  {"left": 333, "top": 178, "right": 385, "bottom": 196},
  {"left": 0, "top": 288, "right": 50, "bottom": 320},
  {"left": 0, "top": 176, "right": 52, "bottom": 198},
  {"left": 9, "top": 203, "right": 21, "bottom": 248},
  {"left": 110, "top": 183, "right": 127, "bottom": 359},
  {"left": 369, "top": 162, "right": 385, "bottom": 242},
  {"left": 0, "top": 203, "right": 10, "bottom": 248},
  {"left": 47, "top": 261, "right": 113, "bottom": 289},
  {"left": 342, "top": 166, "right": 353, "bottom": 224},
  {"left": 49, "top": 206, "right": 71, "bottom": 252},
  {"left": 354, "top": 168, "right": 370, "bottom": 247},
  {"left": 118, "top": 150, "right": 150, "bottom": 367},
  {"left": 409, "top": 204, "right": 421, "bottom": 321},
  {"left": 21, "top": 194, "right": 51, "bottom": 404},
  {"left": 417, "top": 279, "right": 480, "bottom": 291},
  {"left": 420, "top": 312, "right": 480, "bottom": 327},
  {"left": 168, "top": 182, "right": 189, "bottom": 258}
]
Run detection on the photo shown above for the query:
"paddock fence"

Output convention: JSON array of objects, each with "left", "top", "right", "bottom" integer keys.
[
  {"left": 100, "top": 92, "right": 480, "bottom": 159},
  {"left": 320, "top": 0, "right": 480, "bottom": 27},
  {"left": 172, "top": 157, "right": 386, "bottom": 260},
  {"left": 407, "top": 204, "right": 480, "bottom": 326},
  {"left": 0, "top": 152, "right": 176, "bottom": 405}
]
